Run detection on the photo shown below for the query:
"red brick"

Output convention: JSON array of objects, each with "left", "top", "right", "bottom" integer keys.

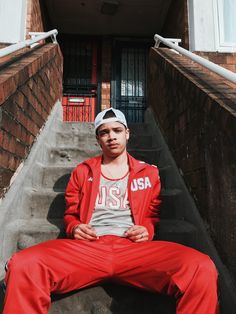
[
  {"left": 0, "top": 127, "right": 28, "bottom": 158},
  {"left": 226, "top": 55, "right": 236, "bottom": 64},
  {"left": 0, "top": 168, "right": 14, "bottom": 187},
  {"left": 0, "top": 74, "right": 17, "bottom": 105},
  {"left": 220, "top": 64, "right": 236, "bottom": 72},
  {"left": 1, "top": 110, "right": 21, "bottom": 137},
  {"left": 0, "top": 149, "right": 9, "bottom": 168},
  {"left": 0, "top": 149, "right": 21, "bottom": 171},
  {"left": 14, "top": 91, "right": 25, "bottom": 108}
]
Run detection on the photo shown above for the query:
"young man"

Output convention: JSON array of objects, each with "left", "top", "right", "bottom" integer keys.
[{"left": 3, "top": 108, "right": 218, "bottom": 314}]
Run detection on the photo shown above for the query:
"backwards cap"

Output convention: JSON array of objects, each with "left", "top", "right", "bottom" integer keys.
[{"left": 94, "top": 108, "right": 127, "bottom": 132}]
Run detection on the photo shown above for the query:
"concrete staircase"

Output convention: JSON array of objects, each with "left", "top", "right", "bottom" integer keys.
[
  {"left": 1, "top": 104, "right": 236, "bottom": 313},
  {"left": 127, "top": 123, "right": 199, "bottom": 249}
]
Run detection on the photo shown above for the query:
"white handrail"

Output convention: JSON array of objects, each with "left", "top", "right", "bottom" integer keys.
[
  {"left": 154, "top": 34, "right": 236, "bottom": 84},
  {"left": 0, "top": 29, "right": 58, "bottom": 58}
]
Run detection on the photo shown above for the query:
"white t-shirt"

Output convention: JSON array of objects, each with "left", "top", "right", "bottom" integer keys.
[{"left": 90, "top": 172, "right": 134, "bottom": 236}]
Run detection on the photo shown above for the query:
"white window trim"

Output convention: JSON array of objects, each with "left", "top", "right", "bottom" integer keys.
[{"left": 213, "top": 0, "right": 236, "bottom": 52}]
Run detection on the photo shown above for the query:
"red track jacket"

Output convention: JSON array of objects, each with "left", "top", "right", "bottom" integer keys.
[{"left": 64, "top": 153, "right": 161, "bottom": 240}]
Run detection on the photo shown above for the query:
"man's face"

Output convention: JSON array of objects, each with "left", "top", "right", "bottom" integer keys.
[{"left": 96, "top": 121, "right": 130, "bottom": 158}]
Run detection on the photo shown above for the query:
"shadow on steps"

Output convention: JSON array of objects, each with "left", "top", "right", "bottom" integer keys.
[
  {"left": 50, "top": 284, "right": 176, "bottom": 314},
  {"left": 0, "top": 278, "right": 176, "bottom": 313}
]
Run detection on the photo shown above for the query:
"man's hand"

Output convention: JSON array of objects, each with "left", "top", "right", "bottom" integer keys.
[
  {"left": 73, "top": 224, "right": 98, "bottom": 241},
  {"left": 125, "top": 225, "right": 149, "bottom": 242}
]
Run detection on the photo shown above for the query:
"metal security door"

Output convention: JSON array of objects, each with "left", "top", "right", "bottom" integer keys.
[
  {"left": 60, "top": 36, "right": 98, "bottom": 122},
  {"left": 113, "top": 42, "right": 149, "bottom": 122}
]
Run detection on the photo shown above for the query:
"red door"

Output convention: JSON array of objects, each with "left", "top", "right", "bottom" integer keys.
[{"left": 60, "top": 36, "right": 98, "bottom": 122}]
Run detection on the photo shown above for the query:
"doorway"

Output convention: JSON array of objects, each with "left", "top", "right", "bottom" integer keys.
[
  {"left": 59, "top": 35, "right": 100, "bottom": 122},
  {"left": 112, "top": 41, "right": 150, "bottom": 122}
]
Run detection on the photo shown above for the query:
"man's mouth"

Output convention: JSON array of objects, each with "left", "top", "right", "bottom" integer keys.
[{"left": 108, "top": 143, "right": 119, "bottom": 149}]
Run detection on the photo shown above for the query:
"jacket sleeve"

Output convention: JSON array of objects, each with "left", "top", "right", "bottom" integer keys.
[
  {"left": 64, "top": 165, "right": 84, "bottom": 238},
  {"left": 143, "top": 168, "right": 161, "bottom": 241}
]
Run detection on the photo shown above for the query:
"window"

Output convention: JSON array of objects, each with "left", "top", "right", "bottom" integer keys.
[{"left": 215, "top": 0, "right": 236, "bottom": 51}]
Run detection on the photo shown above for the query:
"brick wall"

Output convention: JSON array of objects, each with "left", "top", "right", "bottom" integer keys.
[
  {"left": 148, "top": 47, "right": 236, "bottom": 279},
  {"left": 0, "top": 43, "right": 63, "bottom": 198},
  {"left": 26, "top": 0, "right": 45, "bottom": 37},
  {"left": 196, "top": 52, "right": 236, "bottom": 73},
  {"left": 161, "top": 0, "right": 189, "bottom": 49}
]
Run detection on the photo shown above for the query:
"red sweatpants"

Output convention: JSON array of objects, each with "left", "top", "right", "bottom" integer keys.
[{"left": 3, "top": 236, "right": 219, "bottom": 314}]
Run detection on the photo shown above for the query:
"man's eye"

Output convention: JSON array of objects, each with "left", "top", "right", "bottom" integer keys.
[{"left": 99, "top": 131, "right": 107, "bottom": 136}]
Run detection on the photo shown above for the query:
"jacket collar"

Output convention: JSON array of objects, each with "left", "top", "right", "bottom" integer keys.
[{"left": 83, "top": 153, "right": 147, "bottom": 174}]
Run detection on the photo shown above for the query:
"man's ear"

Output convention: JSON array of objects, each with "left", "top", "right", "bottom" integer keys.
[
  {"left": 126, "top": 128, "right": 130, "bottom": 140},
  {"left": 96, "top": 135, "right": 102, "bottom": 148}
]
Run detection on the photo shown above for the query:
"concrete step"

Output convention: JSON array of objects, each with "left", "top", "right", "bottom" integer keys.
[
  {"left": 128, "top": 134, "right": 154, "bottom": 149},
  {"left": 10, "top": 218, "right": 197, "bottom": 252},
  {"left": 55, "top": 122, "right": 94, "bottom": 133},
  {"left": 50, "top": 284, "right": 176, "bottom": 314},
  {"left": 128, "top": 123, "right": 150, "bottom": 135},
  {"left": 157, "top": 219, "right": 198, "bottom": 249},
  {"left": 32, "top": 162, "right": 177, "bottom": 193},
  {"left": 159, "top": 165, "right": 181, "bottom": 190},
  {"left": 23, "top": 188, "right": 65, "bottom": 219},
  {"left": 160, "top": 188, "right": 185, "bottom": 220},
  {"left": 48, "top": 146, "right": 163, "bottom": 167},
  {"left": 32, "top": 163, "right": 74, "bottom": 190},
  {"left": 3, "top": 218, "right": 62, "bottom": 252},
  {"left": 55, "top": 132, "right": 97, "bottom": 147},
  {"left": 16, "top": 219, "right": 64, "bottom": 251},
  {"left": 127, "top": 147, "right": 167, "bottom": 167},
  {"left": 55, "top": 129, "right": 154, "bottom": 150},
  {"left": 21, "top": 188, "right": 184, "bottom": 220},
  {"left": 2, "top": 219, "right": 63, "bottom": 259},
  {"left": 47, "top": 146, "right": 101, "bottom": 165}
]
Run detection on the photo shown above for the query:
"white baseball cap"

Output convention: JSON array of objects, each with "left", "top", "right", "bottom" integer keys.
[{"left": 94, "top": 108, "right": 127, "bottom": 132}]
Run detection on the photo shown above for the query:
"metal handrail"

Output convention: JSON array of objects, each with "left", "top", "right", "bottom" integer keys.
[
  {"left": 0, "top": 29, "right": 58, "bottom": 58},
  {"left": 154, "top": 34, "right": 236, "bottom": 84}
]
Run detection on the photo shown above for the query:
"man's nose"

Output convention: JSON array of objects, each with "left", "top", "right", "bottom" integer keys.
[{"left": 108, "top": 131, "right": 116, "bottom": 140}]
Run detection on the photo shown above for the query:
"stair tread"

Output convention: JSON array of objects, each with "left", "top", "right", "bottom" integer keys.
[
  {"left": 159, "top": 219, "right": 197, "bottom": 231},
  {"left": 8, "top": 218, "right": 62, "bottom": 229},
  {"left": 128, "top": 147, "right": 162, "bottom": 152},
  {"left": 36, "top": 163, "right": 75, "bottom": 170},
  {"left": 161, "top": 188, "right": 182, "bottom": 196}
]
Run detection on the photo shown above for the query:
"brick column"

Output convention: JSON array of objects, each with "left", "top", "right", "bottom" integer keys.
[{"left": 101, "top": 38, "right": 112, "bottom": 110}]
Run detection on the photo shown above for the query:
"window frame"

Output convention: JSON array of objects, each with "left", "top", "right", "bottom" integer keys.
[{"left": 214, "top": 0, "right": 236, "bottom": 52}]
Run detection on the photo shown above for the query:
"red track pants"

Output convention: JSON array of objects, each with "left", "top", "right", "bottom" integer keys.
[{"left": 3, "top": 236, "right": 219, "bottom": 314}]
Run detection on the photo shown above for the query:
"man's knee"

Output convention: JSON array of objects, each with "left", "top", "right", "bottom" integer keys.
[
  {"left": 6, "top": 250, "right": 42, "bottom": 277},
  {"left": 195, "top": 255, "right": 218, "bottom": 285},
  {"left": 172, "top": 247, "right": 218, "bottom": 294}
]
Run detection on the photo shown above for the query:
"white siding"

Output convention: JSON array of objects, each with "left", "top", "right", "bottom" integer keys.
[
  {"left": 188, "top": 0, "right": 217, "bottom": 51},
  {"left": 0, "top": 0, "right": 27, "bottom": 43},
  {"left": 188, "top": 0, "right": 236, "bottom": 52}
]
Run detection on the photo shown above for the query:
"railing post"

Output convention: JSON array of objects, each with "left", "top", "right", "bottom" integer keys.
[{"left": 0, "top": 29, "right": 58, "bottom": 58}]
